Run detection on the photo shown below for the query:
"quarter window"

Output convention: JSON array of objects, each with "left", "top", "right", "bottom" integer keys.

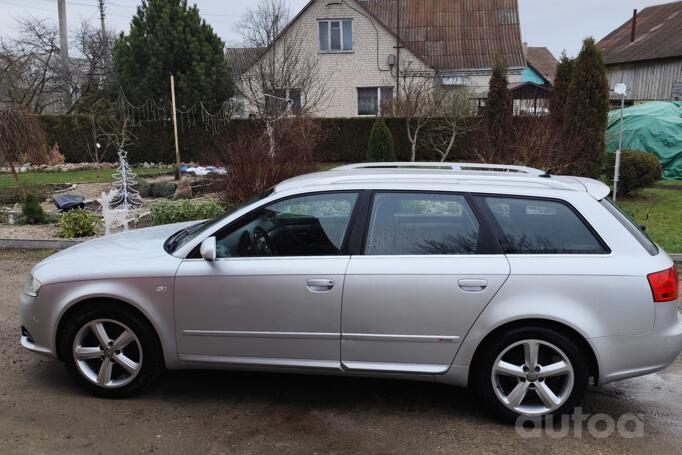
[
  {"left": 365, "top": 192, "right": 481, "bottom": 255},
  {"left": 215, "top": 193, "right": 358, "bottom": 258},
  {"left": 481, "top": 196, "right": 607, "bottom": 254},
  {"left": 319, "top": 20, "right": 352, "bottom": 51}
]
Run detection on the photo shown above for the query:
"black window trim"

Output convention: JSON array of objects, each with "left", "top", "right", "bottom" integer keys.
[
  {"left": 472, "top": 193, "right": 612, "bottom": 255},
  {"left": 187, "top": 189, "right": 364, "bottom": 259},
  {"left": 349, "top": 190, "right": 503, "bottom": 256}
]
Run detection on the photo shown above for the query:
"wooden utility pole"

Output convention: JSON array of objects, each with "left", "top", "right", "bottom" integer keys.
[
  {"left": 57, "top": 0, "right": 71, "bottom": 109},
  {"left": 395, "top": 0, "right": 401, "bottom": 104},
  {"left": 170, "top": 75, "right": 181, "bottom": 181}
]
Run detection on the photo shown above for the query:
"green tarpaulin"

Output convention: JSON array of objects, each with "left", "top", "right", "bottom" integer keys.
[{"left": 606, "top": 101, "right": 682, "bottom": 180}]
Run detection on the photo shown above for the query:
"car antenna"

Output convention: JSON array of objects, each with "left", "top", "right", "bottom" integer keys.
[{"left": 539, "top": 169, "right": 553, "bottom": 178}]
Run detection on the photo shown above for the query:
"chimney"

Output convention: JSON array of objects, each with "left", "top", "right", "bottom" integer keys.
[
  {"left": 522, "top": 41, "right": 528, "bottom": 59},
  {"left": 631, "top": 9, "right": 638, "bottom": 42}
]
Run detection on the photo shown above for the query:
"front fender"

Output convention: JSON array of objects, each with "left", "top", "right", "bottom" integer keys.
[{"left": 33, "top": 278, "right": 177, "bottom": 359}]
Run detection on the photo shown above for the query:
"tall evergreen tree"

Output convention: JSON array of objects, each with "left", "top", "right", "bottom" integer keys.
[
  {"left": 550, "top": 51, "right": 574, "bottom": 125},
  {"left": 367, "top": 117, "right": 396, "bottom": 162},
  {"left": 485, "top": 55, "right": 513, "bottom": 155},
  {"left": 113, "top": 0, "right": 234, "bottom": 111},
  {"left": 563, "top": 37, "right": 610, "bottom": 177}
]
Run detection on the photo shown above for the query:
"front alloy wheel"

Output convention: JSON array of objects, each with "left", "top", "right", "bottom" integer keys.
[
  {"left": 73, "top": 319, "right": 143, "bottom": 388},
  {"left": 61, "top": 304, "right": 163, "bottom": 397}
]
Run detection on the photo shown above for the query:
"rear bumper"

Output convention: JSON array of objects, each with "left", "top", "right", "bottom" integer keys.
[{"left": 592, "top": 306, "right": 682, "bottom": 385}]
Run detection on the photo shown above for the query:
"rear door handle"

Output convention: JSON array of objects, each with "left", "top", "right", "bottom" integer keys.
[
  {"left": 458, "top": 279, "right": 488, "bottom": 292},
  {"left": 306, "top": 279, "right": 335, "bottom": 292}
]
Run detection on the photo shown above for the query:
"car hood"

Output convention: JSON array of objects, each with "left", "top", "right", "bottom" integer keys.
[{"left": 32, "top": 222, "right": 199, "bottom": 285}]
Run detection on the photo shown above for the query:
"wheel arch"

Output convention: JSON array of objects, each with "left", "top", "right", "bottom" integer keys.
[
  {"left": 55, "top": 297, "right": 164, "bottom": 363},
  {"left": 467, "top": 318, "right": 599, "bottom": 386}
]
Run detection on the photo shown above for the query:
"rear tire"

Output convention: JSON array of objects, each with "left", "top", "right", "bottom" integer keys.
[
  {"left": 473, "top": 326, "right": 589, "bottom": 423},
  {"left": 60, "top": 304, "right": 163, "bottom": 398}
]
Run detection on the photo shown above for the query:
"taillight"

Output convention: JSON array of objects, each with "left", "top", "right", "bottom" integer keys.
[{"left": 647, "top": 268, "right": 680, "bottom": 302}]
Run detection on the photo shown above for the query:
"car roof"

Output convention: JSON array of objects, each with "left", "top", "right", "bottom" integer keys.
[{"left": 275, "top": 163, "right": 611, "bottom": 200}]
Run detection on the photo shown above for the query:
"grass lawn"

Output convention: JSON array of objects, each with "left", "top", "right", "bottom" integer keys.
[
  {"left": 618, "top": 184, "right": 682, "bottom": 253},
  {"left": 0, "top": 167, "right": 173, "bottom": 189}
]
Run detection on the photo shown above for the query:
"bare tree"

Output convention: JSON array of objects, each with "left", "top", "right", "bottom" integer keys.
[
  {"left": 237, "top": 0, "right": 330, "bottom": 156},
  {"left": 0, "top": 17, "right": 68, "bottom": 113},
  {"left": 0, "top": 106, "right": 48, "bottom": 184},
  {"left": 426, "top": 87, "right": 477, "bottom": 162},
  {"left": 72, "top": 19, "right": 115, "bottom": 102},
  {"left": 395, "top": 72, "right": 437, "bottom": 162}
]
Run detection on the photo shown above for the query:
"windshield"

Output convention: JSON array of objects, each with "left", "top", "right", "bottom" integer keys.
[{"left": 164, "top": 188, "right": 275, "bottom": 254}]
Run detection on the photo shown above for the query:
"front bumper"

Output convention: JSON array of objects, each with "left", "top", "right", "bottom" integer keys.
[
  {"left": 592, "top": 303, "right": 682, "bottom": 385},
  {"left": 19, "top": 293, "right": 56, "bottom": 359}
]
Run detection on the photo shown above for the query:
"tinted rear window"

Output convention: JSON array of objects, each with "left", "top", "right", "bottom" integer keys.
[
  {"left": 600, "top": 198, "right": 658, "bottom": 256},
  {"left": 480, "top": 196, "right": 608, "bottom": 255}
]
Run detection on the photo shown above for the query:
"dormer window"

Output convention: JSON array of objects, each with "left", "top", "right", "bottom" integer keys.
[{"left": 319, "top": 19, "right": 352, "bottom": 52}]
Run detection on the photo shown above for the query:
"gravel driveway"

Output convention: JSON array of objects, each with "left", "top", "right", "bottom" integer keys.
[{"left": 1, "top": 249, "right": 681, "bottom": 454}]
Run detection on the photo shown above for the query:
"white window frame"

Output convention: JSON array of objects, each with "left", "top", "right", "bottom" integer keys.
[
  {"left": 357, "top": 86, "right": 394, "bottom": 116},
  {"left": 318, "top": 19, "right": 353, "bottom": 52}
]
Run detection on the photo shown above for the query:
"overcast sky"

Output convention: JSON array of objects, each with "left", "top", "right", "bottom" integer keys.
[{"left": 0, "top": 0, "right": 673, "bottom": 58}]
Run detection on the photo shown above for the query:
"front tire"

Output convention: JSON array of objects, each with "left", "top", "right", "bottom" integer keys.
[
  {"left": 474, "top": 326, "right": 589, "bottom": 423},
  {"left": 60, "top": 304, "right": 163, "bottom": 398}
]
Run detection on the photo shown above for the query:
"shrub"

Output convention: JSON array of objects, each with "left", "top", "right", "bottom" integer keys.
[
  {"left": 20, "top": 193, "right": 49, "bottom": 225},
  {"left": 607, "top": 150, "right": 662, "bottom": 196},
  {"left": 58, "top": 210, "right": 99, "bottom": 238},
  {"left": 205, "top": 118, "right": 319, "bottom": 205},
  {"left": 367, "top": 117, "right": 396, "bottom": 162},
  {"left": 150, "top": 199, "right": 224, "bottom": 225}
]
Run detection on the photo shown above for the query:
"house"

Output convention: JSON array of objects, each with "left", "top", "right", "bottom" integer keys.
[
  {"left": 598, "top": 1, "right": 682, "bottom": 105},
  {"left": 227, "top": 0, "right": 527, "bottom": 118},
  {"left": 524, "top": 46, "right": 557, "bottom": 86}
]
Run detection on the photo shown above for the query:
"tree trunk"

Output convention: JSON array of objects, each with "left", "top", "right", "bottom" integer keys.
[{"left": 8, "top": 161, "right": 21, "bottom": 186}]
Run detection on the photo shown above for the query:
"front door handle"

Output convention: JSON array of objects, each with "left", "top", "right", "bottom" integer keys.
[
  {"left": 306, "top": 278, "right": 335, "bottom": 292},
  {"left": 458, "top": 279, "right": 488, "bottom": 293}
]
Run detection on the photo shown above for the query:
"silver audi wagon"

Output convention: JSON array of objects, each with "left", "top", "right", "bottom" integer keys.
[{"left": 20, "top": 163, "right": 682, "bottom": 421}]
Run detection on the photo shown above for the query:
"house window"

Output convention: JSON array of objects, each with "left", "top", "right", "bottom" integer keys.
[
  {"left": 266, "top": 89, "right": 302, "bottom": 116},
  {"left": 319, "top": 20, "right": 352, "bottom": 51},
  {"left": 357, "top": 87, "right": 394, "bottom": 116}
]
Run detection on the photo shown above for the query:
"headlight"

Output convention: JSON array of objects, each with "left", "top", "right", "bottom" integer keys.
[{"left": 24, "top": 274, "right": 41, "bottom": 297}]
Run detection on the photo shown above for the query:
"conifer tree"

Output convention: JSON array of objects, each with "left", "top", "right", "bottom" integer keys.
[
  {"left": 113, "top": 0, "right": 234, "bottom": 111},
  {"left": 550, "top": 51, "right": 574, "bottom": 126},
  {"left": 563, "top": 37, "right": 610, "bottom": 177},
  {"left": 367, "top": 117, "right": 396, "bottom": 162}
]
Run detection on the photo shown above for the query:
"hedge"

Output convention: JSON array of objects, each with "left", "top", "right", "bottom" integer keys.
[{"left": 38, "top": 115, "right": 482, "bottom": 164}]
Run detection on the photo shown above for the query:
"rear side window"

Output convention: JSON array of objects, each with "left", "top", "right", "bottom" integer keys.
[
  {"left": 365, "top": 192, "right": 481, "bottom": 255},
  {"left": 480, "top": 196, "right": 608, "bottom": 254},
  {"left": 601, "top": 198, "right": 658, "bottom": 255}
]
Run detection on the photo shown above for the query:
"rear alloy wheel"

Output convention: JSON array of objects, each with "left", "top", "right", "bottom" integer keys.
[
  {"left": 476, "top": 327, "right": 589, "bottom": 422},
  {"left": 61, "top": 305, "right": 163, "bottom": 397}
]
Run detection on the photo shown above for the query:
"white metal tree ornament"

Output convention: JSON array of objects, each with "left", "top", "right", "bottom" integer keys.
[{"left": 110, "top": 148, "right": 143, "bottom": 210}]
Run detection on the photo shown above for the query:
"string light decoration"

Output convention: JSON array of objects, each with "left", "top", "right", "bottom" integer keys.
[
  {"left": 110, "top": 148, "right": 143, "bottom": 210},
  {"left": 112, "top": 90, "right": 233, "bottom": 136}
]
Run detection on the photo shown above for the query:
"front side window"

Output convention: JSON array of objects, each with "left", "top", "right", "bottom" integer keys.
[
  {"left": 481, "top": 196, "right": 608, "bottom": 254},
  {"left": 357, "top": 87, "right": 394, "bottom": 115},
  {"left": 215, "top": 192, "right": 358, "bottom": 258},
  {"left": 365, "top": 192, "right": 481, "bottom": 255},
  {"left": 319, "top": 20, "right": 352, "bottom": 51}
]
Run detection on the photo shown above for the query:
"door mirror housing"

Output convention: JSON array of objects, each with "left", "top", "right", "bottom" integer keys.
[{"left": 200, "top": 237, "right": 217, "bottom": 261}]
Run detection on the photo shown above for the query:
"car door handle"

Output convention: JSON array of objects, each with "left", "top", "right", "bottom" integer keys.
[
  {"left": 306, "top": 279, "right": 335, "bottom": 292},
  {"left": 458, "top": 279, "right": 488, "bottom": 292}
]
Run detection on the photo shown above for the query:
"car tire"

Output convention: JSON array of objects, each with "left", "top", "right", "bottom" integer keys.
[
  {"left": 473, "top": 326, "right": 589, "bottom": 424},
  {"left": 60, "top": 303, "right": 163, "bottom": 398}
]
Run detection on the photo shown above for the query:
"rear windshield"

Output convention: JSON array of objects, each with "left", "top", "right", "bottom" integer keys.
[{"left": 600, "top": 198, "right": 659, "bottom": 256}]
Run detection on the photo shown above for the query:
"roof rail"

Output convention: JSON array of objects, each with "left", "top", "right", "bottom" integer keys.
[{"left": 333, "top": 162, "right": 546, "bottom": 175}]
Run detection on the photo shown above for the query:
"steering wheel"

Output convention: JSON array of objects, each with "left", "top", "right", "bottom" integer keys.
[{"left": 252, "top": 226, "right": 275, "bottom": 256}]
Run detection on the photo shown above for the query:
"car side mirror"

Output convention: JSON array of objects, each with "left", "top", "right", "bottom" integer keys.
[{"left": 200, "top": 237, "right": 217, "bottom": 261}]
